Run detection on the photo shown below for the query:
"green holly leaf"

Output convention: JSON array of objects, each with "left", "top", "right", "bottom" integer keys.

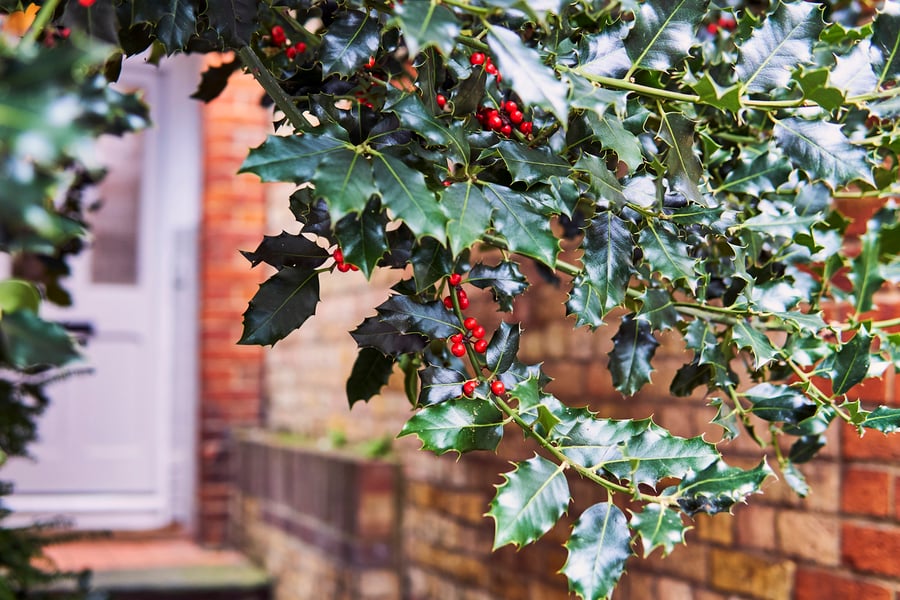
[
  {"left": 417, "top": 365, "right": 467, "bottom": 406},
  {"left": 0, "top": 311, "right": 80, "bottom": 369},
  {"left": 732, "top": 319, "right": 778, "bottom": 369},
  {"left": 735, "top": 1, "right": 824, "bottom": 93},
  {"left": 486, "top": 322, "right": 521, "bottom": 374},
  {"left": 377, "top": 296, "right": 458, "bottom": 339},
  {"left": 0, "top": 280, "right": 40, "bottom": 314},
  {"left": 443, "top": 182, "right": 494, "bottom": 257},
  {"left": 719, "top": 149, "right": 791, "bottom": 195},
  {"left": 789, "top": 435, "right": 826, "bottom": 463},
  {"left": 742, "top": 383, "right": 816, "bottom": 424},
  {"left": 390, "top": 1, "right": 460, "bottom": 58},
  {"left": 374, "top": 153, "right": 448, "bottom": 243},
  {"left": 581, "top": 210, "right": 633, "bottom": 316},
  {"left": 638, "top": 220, "right": 697, "bottom": 290},
  {"left": 131, "top": 0, "right": 198, "bottom": 53},
  {"left": 689, "top": 73, "right": 741, "bottom": 112},
  {"left": 566, "top": 274, "right": 608, "bottom": 330},
  {"left": 399, "top": 398, "right": 505, "bottom": 454},
  {"left": 794, "top": 67, "right": 845, "bottom": 112},
  {"left": 387, "top": 93, "right": 469, "bottom": 163},
  {"left": 738, "top": 212, "right": 820, "bottom": 239},
  {"left": 637, "top": 288, "right": 679, "bottom": 331},
  {"left": 676, "top": 459, "right": 773, "bottom": 516},
  {"left": 605, "top": 423, "right": 719, "bottom": 486},
  {"left": 486, "top": 25, "right": 570, "bottom": 123},
  {"left": 319, "top": 10, "right": 381, "bottom": 77},
  {"left": 467, "top": 261, "right": 530, "bottom": 312},
  {"left": 488, "top": 455, "right": 570, "bottom": 549},
  {"left": 205, "top": 0, "right": 256, "bottom": 46},
  {"left": 312, "top": 149, "right": 376, "bottom": 224},
  {"left": 629, "top": 504, "right": 689, "bottom": 558},
  {"left": 608, "top": 314, "right": 659, "bottom": 396},
  {"left": 350, "top": 316, "right": 428, "bottom": 356},
  {"left": 658, "top": 111, "right": 706, "bottom": 207},
  {"left": 831, "top": 42, "right": 879, "bottom": 98},
  {"left": 827, "top": 328, "right": 872, "bottom": 395},
  {"left": 710, "top": 397, "right": 741, "bottom": 441},
  {"left": 486, "top": 141, "right": 571, "bottom": 187},
  {"left": 347, "top": 347, "right": 395, "bottom": 407},
  {"left": 861, "top": 406, "right": 900, "bottom": 433},
  {"left": 62, "top": 0, "right": 119, "bottom": 43},
  {"left": 410, "top": 236, "right": 453, "bottom": 292},
  {"left": 773, "top": 117, "right": 873, "bottom": 189},
  {"left": 483, "top": 184, "right": 560, "bottom": 267},
  {"left": 765, "top": 311, "right": 825, "bottom": 335},
  {"left": 335, "top": 198, "right": 390, "bottom": 278},
  {"left": 575, "top": 154, "right": 628, "bottom": 206},
  {"left": 556, "top": 413, "right": 649, "bottom": 470},
  {"left": 624, "top": 0, "right": 708, "bottom": 73},
  {"left": 241, "top": 232, "right": 329, "bottom": 270},
  {"left": 238, "top": 267, "right": 320, "bottom": 346},
  {"left": 190, "top": 59, "right": 241, "bottom": 102},
  {"left": 851, "top": 229, "right": 885, "bottom": 315},
  {"left": 577, "top": 24, "right": 631, "bottom": 79},
  {"left": 873, "top": 1, "right": 900, "bottom": 86},
  {"left": 239, "top": 127, "right": 350, "bottom": 184},
  {"left": 584, "top": 110, "right": 643, "bottom": 172},
  {"left": 561, "top": 503, "right": 631, "bottom": 600}
]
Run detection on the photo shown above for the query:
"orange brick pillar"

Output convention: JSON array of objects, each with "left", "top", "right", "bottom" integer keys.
[{"left": 197, "top": 56, "right": 270, "bottom": 545}]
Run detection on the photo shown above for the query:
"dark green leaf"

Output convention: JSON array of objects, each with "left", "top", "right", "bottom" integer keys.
[
  {"left": 638, "top": 288, "right": 679, "bottom": 331},
  {"left": 608, "top": 314, "right": 659, "bottom": 396},
  {"left": 240, "top": 232, "right": 329, "bottom": 270},
  {"left": 467, "top": 261, "right": 529, "bottom": 312},
  {"left": 388, "top": 93, "right": 469, "bottom": 163},
  {"left": 335, "top": 198, "right": 389, "bottom": 278},
  {"left": 690, "top": 73, "right": 741, "bottom": 112},
  {"left": 676, "top": 459, "right": 773, "bottom": 516},
  {"left": 789, "top": 435, "right": 825, "bottom": 463},
  {"left": 624, "top": 0, "right": 708, "bottom": 73},
  {"left": 206, "top": 0, "right": 256, "bottom": 46},
  {"left": 0, "top": 311, "right": 80, "bottom": 369},
  {"left": 319, "top": 10, "right": 381, "bottom": 77},
  {"left": 410, "top": 237, "right": 453, "bottom": 292},
  {"left": 562, "top": 503, "right": 631, "bottom": 600},
  {"left": 443, "top": 182, "right": 494, "bottom": 257},
  {"left": 585, "top": 111, "right": 643, "bottom": 172},
  {"left": 313, "top": 149, "right": 376, "bottom": 224},
  {"left": 735, "top": 1, "right": 824, "bottom": 93},
  {"left": 483, "top": 184, "right": 560, "bottom": 267},
  {"left": 377, "top": 296, "right": 458, "bottom": 339},
  {"left": 239, "top": 128, "right": 350, "bottom": 184},
  {"left": 486, "top": 141, "right": 571, "bottom": 187},
  {"left": 742, "top": 383, "right": 816, "bottom": 424},
  {"left": 374, "top": 154, "right": 448, "bottom": 242},
  {"left": 62, "top": 0, "right": 119, "bottom": 43},
  {"left": 782, "top": 462, "right": 810, "bottom": 497},
  {"left": 579, "top": 210, "right": 633, "bottom": 317},
  {"left": 238, "top": 267, "right": 320, "bottom": 346},
  {"left": 487, "top": 455, "right": 570, "bottom": 549},
  {"left": 719, "top": 150, "right": 791, "bottom": 195},
  {"left": 390, "top": 1, "right": 460, "bottom": 58},
  {"left": 828, "top": 328, "right": 872, "bottom": 395},
  {"left": 732, "top": 320, "right": 778, "bottom": 369},
  {"left": 629, "top": 504, "right": 688, "bottom": 558},
  {"left": 861, "top": 406, "right": 900, "bottom": 433},
  {"left": 556, "top": 413, "right": 649, "bottom": 470},
  {"left": 350, "top": 316, "right": 428, "bottom": 355},
  {"left": 851, "top": 229, "right": 885, "bottom": 315},
  {"left": 399, "top": 398, "right": 504, "bottom": 454},
  {"left": 132, "top": 0, "right": 198, "bottom": 52},
  {"left": 486, "top": 322, "right": 521, "bottom": 374},
  {"left": 347, "top": 347, "right": 395, "bottom": 407},
  {"left": 638, "top": 220, "right": 697, "bottom": 290},
  {"left": 577, "top": 25, "right": 631, "bottom": 79},
  {"left": 773, "top": 117, "right": 873, "bottom": 189},
  {"left": 190, "top": 59, "right": 241, "bottom": 102},
  {"left": 575, "top": 154, "right": 628, "bottom": 206},
  {"left": 605, "top": 423, "right": 719, "bottom": 486},
  {"left": 418, "top": 365, "right": 467, "bottom": 406},
  {"left": 566, "top": 274, "right": 607, "bottom": 330},
  {"left": 658, "top": 111, "right": 706, "bottom": 206},
  {"left": 873, "top": 2, "right": 900, "bottom": 86}
]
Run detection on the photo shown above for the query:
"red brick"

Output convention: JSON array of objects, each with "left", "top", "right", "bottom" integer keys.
[
  {"left": 841, "top": 467, "right": 891, "bottom": 517},
  {"left": 841, "top": 523, "right": 900, "bottom": 577},
  {"left": 794, "top": 567, "right": 892, "bottom": 600},
  {"left": 841, "top": 427, "right": 900, "bottom": 462}
]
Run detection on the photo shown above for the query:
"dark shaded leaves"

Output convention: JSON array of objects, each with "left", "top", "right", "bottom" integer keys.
[
  {"left": 239, "top": 267, "right": 320, "bottom": 346},
  {"left": 608, "top": 314, "right": 659, "bottom": 395}
]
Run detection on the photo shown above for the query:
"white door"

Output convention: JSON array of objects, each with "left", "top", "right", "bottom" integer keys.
[{"left": 5, "top": 57, "right": 202, "bottom": 531}]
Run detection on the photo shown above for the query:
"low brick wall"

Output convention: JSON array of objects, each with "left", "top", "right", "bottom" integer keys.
[{"left": 231, "top": 433, "right": 403, "bottom": 600}]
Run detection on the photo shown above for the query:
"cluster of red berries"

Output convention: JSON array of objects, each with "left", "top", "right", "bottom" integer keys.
[
  {"left": 705, "top": 14, "right": 737, "bottom": 34},
  {"left": 448, "top": 315, "right": 488, "bottom": 356},
  {"left": 470, "top": 52, "right": 501, "bottom": 81},
  {"left": 476, "top": 100, "right": 533, "bottom": 137},
  {"left": 270, "top": 25, "right": 306, "bottom": 59},
  {"left": 332, "top": 248, "right": 358, "bottom": 272},
  {"left": 462, "top": 378, "right": 506, "bottom": 397},
  {"left": 78, "top": 0, "right": 95, "bottom": 6},
  {"left": 442, "top": 272, "right": 470, "bottom": 310}
]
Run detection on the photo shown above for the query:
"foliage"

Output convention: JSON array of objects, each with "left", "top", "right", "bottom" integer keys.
[{"left": 3, "top": 0, "right": 900, "bottom": 597}]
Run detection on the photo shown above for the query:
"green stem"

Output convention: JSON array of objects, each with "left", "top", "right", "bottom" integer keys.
[
  {"left": 728, "top": 387, "right": 767, "bottom": 448},
  {"left": 785, "top": 358, "right": 851, "bottom": 422},
  {"left": 20, "top": 0, "right": 61, "bottom": 47},
  {"left": 440, "top": 0, "right": 492, "bottom": 15},
  {"left": 237, "top": 46, "right": 309, "bottom": 133}
]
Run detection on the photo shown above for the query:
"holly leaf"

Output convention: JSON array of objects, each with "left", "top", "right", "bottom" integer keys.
[
  {"left": 624, "top": 0, "right": 708, "bottom": 73},
  {"left": 399, "top": 398, "right": 505, "bottom": 454},
  {"left": 608, "top": 314, "right": 659, "bottom": 396},
  {"left": 239, "top": 127, "right": 350, "bottom": 183},
  {"left": 238, "top": 267, "right": 320, "bottom": 346},
  {"left": 575, "top": 154, "right": 628, "bottom": 206},
  {"left": 486, "top": 25, "right": 569, "bottom": 123},
  {"left": 374, "top": 153, "right": 448, "bottom": 243},
  {"left": 629, "top": 504, "right": 689, "bottom": 558},
  {"left": 873, "top": 1, "right": 900, "bottom": 86},
  {"left": 773, "top": 118, "right": 873, "bottom": 189},
  {"left": 577, "top": 24, "right": 631, "bottom": 79},
  {"left": 605, "top": 424, "right": 719, "bottom": 486},
  {"left": 690, "top": 73, "right": 741, "bottom": 112},
  {"left": 735, "top": 1, "right": 824, "bottom": 93},
  {"left": 676, "top": 459, "right": 773, "bottom": 516},
  {"left": 583, "top": 110, "right": 643, "bottom": 172},
  {"left": 828, "top": 328, "right": 871, "bottom": 395},
  {"left": 132, "top": 0, "right": 198, "bottom": 53},
  {"left": 319, "top": 10, "right": 381, "bottom": 77},
  {"left": 637, "top": 288, "right": 679, "bottom": 331},
  {"left": 0, "top": 311, "right": 80, "bottom": 369},
  {"left": 486, "top": 322, "right": 521, "bottom": 374},
  {"left": 566, "top": 274, "right": 608, "bottom": 330},
  {"left": 205, "top": 0, "right": 256, "bottom": 46},
  {"left": 483, "top": 184, "right": 560, "bottom": 267},
  {"left": 861, "top": 406, "right": 900, "bottom": 433},
  {"left": 487, "top": 455, "right": 570, "bottom": 549},
  {"left": 376, "top": 296, "right": 458, "bottom": 339},
  {"left": 190, "top": 59, "right": 241, "bottom": 102},
  {"left": 561, "top": 503, "right": 631, "bottom": 600},
  {"left": 742, "top": 383, "right": 816, "bottom": 424},
  {"left": 732, "top": 320, "right": 778, "bottom": 369},
  {"left": 241, "top": 232, "right": 329, "bottom": 270},
  {"left": 350, "top": 316, "right": 428, "bottom": 355},
  {"left": 347, "top": 347, "right": 395, "bottom": 407},
  {"left": 390, "top": 1, "right": 460, "bottom": 58},
  {"left": 312, "top": 149, "right": 376, "bottom": 224},
  {"left": 556, "top": 413, "right": 650, "bottom": 469},
  {"left": 442, "top": 182, "right": 493, "bottom": 257},
  {"left": 850, "top": 229, "right": 885, "bottom": 315},
  {"left": 580, "top": 210, "right": 633, "bottom": 317},
  {"left": 334, "top": 198, "right": 390, "bottom": 278},
  {"left": 719, "top": 149, "right": 791, "bottom": 195},
  {"left": 831, "top": 41, "right": 879, "bottom": 98},
  {"left": 486, "top": 141, "right": 571, "bottom": 187},
  {"left": 387, "top": 93, "right": 469, "bottom": 163},
  {"left": 417, "top": 365, "right": 467, "bottom": 406},
  {"left": 658, "top": 111, "right": 706, "bottom": 206},
  {"left": 782, "top": 462, "right": 810, "bottom": 498},
  {"left": 467, "top": 261, "right": 529, "bottom": 312},
  {"left": 638, "top": 220, "right": 697, "bottom": 290},
  {"left": 410, "top": 236, "right": 453, "bottom": 292}
]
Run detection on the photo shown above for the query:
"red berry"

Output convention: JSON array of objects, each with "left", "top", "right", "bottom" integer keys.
[
  {"left": 462, "top": 380, "right": 477, "bottom": 397},
  {"left": 718, "top": 15, "right": 736, "bottom": 31},
  {"left": 463, "top": 317, "right": 478, "bottom": 330},
  {"left": 491, "top": 380, "right": 506, "bottom": 395},
  {"left": 286, "top": 46, "right": 298, "bottom": 60},
  {"left": 706, "top": 22, "right": 719, "bottom": 34},
  {"left": 457, "top": 289, "right": 467, "bottom": 300},
  {"left": 271, "top": 25, "right": 287, "bottom": 46},
  {"left": 485, "top": 62, "right": 498, "bottom": 76},
  {"left": 78, "top": 0, "right": 96, "bottom": 6},
  {"left": 503, "top": 101, "right": 518, "bottom": 113},
  {"left": 443, "top": 296, "right": 454, "bottom": 309},
  {"left": 458, "top": 296, "right": 470, "bottom": 309},
  {"left": 442, "top": 180, "right": 453, "bottom": 187},
  {"left": 436, "top": 94, "right": 447, "bottom": 108},
  {"left": 337, "top": 262, "right": 351, "bottom": 272},
  {"left": 451, "top": 343, "right": 466, "bottom": 357},
  {"left": 450, "top": 333, "right": 464, "bottom": 344},
  {"left": 470, "top": 52, "right": 486, "bottom": 66},
  {"left": 449, "top": 273, "right": 462, "bottom": 286},
  {"left": 519, "top": 121, "right": 533, "bottom": 135},
  {"left": 488, "top": 115, "right": 503, "bottom": 131},
  {"left": 472, "top": 325, "right": 486, "bottom": 339},
  {"left": 474, "top": 339, "right": 488, "bottom": 353},
  {"left": 296, "top": 41, "right": 307, "bottom": 53},
  {"left": 500, "top": 124, "right": 512, "bottom": 137},
  {"left": 333, "top": 248, "right": 344, "bottom": 263},
  {"left": 348, "top": 264, "right": 359, "bottom": 271},
  {"left": 365, "top": 56, "right": 376, "bottom": 69},
  {"left": 509, "top": 110, "right": 524, "bottom": 124}
]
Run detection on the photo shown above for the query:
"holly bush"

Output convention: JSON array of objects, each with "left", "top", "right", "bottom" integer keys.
[{"left": 3, "top": 0, "right": 900, "bottom": 598}]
